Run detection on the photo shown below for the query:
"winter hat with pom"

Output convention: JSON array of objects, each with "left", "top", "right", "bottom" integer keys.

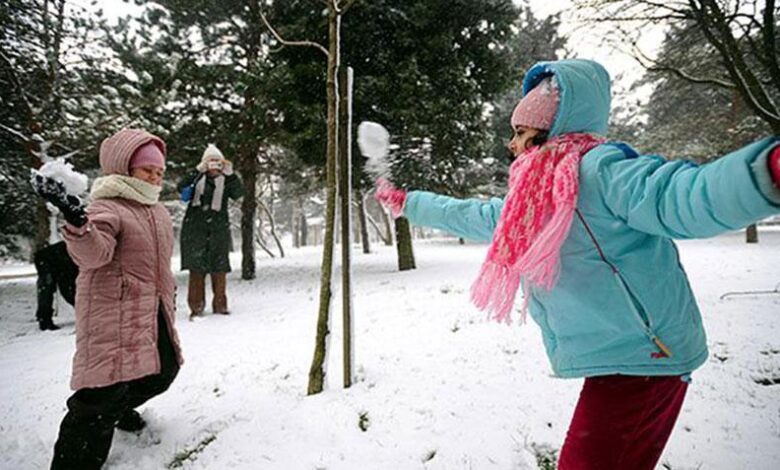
[
  {"left": 510, "top": 77, "right": 560, "bottom": 131},
  {"left": 130, "top": 142, "right": 166, "bottom": 170},
  {"left": 99, "top": 128, "right": 166, "bottom": 176},
  {"left": 197, "top": 144, "right": 225, "bottom": 172},
  {"left": 201, "top": 144, "right": 224, "bottom": 163}
]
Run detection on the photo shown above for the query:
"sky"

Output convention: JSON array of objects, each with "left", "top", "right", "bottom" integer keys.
[{"left": 522, "top": 0, "right": 664, "bottom": 101}]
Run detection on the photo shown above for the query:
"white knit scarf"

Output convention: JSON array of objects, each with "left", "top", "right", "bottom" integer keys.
[
  {"left": 191, "top": 174, "right": 225, "bottom": 211},
  {"left": 90, "top": 175, "right": 161, "bottom": 205}
]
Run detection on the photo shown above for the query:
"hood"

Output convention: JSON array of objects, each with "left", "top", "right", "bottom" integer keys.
[
  {"left": 522, "top": 59, "right": 611, "bottom": 137},
  {"left": 99, "top": 128, "right": 166, "bottom": 176}
]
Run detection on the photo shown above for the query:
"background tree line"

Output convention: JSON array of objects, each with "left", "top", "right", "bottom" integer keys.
[{"left": 1, "top": 0, "right": 777, "bottom": 263}]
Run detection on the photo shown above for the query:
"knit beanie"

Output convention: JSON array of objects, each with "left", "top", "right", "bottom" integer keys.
[
  {"left": 510, "top": 77, "right": 560, "bottom": 131},
  {"left": 129, "top": 142, "right": 166, "bottom": 170},
  {"left": 201, "top": 144, "right": 224, "bottom": 164},
  {"left": 99, "top": 128, "right": 166, "bottom": 176}
]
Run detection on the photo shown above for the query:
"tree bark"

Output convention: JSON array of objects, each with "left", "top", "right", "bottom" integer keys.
[
  {"left": 355, "top": 189, "right": 371, "bottom": 254},
  {"left": 395, "top": 217, "right": 416, "bottom": 271},
  {"left": 300, "top": 212, "right": 308, "bottom": 246},
  {"left": 746, "top": 223, "right": 758, "bottom": 244},
  {"left": 258, "top": 199, "right": 284, "bottom": 258},
  {"left": 240, "top": 147, "right": 258, "bottom": 280},
  {"left": 380, "top": 207, "right": 393, "bottom": 246},
  {"left": 308, "top": 3, "right": 340, "bottom": 396},
  {"left": 292, "top": 199, "right": 300, "bottom": 248},
  {"left": 338, "top": 67, "right": 354, "bottom": 388}
]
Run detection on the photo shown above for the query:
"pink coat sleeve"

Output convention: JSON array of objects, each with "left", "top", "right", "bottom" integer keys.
[{"left": 61, "top": 200, "right": 121, "bottom": 269}]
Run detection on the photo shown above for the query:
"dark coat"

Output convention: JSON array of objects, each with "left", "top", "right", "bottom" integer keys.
[{"left": 178, "top": 170, "right": 243, "bottom": 273}]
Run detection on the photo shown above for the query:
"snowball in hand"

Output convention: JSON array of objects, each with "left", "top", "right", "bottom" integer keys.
[
  {"left": 36, "top": 159, "right": 88, "bottom": 195},
  {"left": 357, "top": 121, "right": 390, "bottom": 176}
]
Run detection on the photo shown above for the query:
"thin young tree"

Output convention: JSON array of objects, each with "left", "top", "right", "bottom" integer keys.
[{"left": 259, "top": 0, "right": 357, "bottom": 395}]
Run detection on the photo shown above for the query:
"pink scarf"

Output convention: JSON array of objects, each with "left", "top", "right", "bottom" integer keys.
[{"left": 470, "top": 133, "right": 605, "bottom": 323}]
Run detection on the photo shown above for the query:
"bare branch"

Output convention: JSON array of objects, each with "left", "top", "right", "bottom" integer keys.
[
  {"left": 0, "top": 123, "right": 31, "bottom": 144},
  {"left": 692, "top": 0, "right": 780, "bottom": 125},
  {"left": 258, "top": 7, "right": 329, "bottom": 58}
]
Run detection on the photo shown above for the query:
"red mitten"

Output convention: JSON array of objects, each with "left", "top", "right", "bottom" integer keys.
[
  {"left": 374, "top": 178, "right": 407, "bottom": 218},
  {"left": 769, "top": 145, "right": 780, "bottom": 188}
]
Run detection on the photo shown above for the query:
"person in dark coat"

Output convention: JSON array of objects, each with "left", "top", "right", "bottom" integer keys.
[
  {"left": 177, "top": 144, "right": 243, "bottom": 319},
  {"left": 33, "top": 241, "right": 79, "bottom": 330}
]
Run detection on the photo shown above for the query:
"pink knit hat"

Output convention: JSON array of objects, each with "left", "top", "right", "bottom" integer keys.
[
  {"left": 129, "top": 142, "right": 165, "bottom": 170},
  {"left": 510, "top": 77, "right": 560, "bottom": 130},
  {"left": 99, "top": 128, "right": 166, "bottom": 176}
]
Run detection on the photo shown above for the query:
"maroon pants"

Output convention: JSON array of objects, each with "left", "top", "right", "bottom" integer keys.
[{"left": 558, "top": 375, "right": 688, "bottom": 470}]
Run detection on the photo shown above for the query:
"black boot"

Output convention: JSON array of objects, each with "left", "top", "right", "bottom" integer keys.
[
  {"left": 115, "top": 409, "right": 146, "bottom": 432},
  {"left": 39, "top": 319, "right": 61, "bottom": 331}
]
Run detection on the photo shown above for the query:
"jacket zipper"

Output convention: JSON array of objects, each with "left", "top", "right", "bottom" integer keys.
[{"left": 575, "top": 210, "right": 673, "bottom": 358}]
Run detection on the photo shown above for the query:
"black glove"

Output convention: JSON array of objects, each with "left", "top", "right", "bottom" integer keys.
[{"left": 30, "top": 172, "right": 88, "bottom": 227}]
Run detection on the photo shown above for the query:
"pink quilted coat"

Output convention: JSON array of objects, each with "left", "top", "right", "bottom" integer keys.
[{"left": 62, "top": 129, "right": 183, "bottom": 390}]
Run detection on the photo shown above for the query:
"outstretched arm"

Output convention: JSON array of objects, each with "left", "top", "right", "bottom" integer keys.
[
  {"left": 592, "top": 138, "right": 780, "bottom": 239},
  {"left": 374, "top": 178, "right": 503, "bottom": 242}
]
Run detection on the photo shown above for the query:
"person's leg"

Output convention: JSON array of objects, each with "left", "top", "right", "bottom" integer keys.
[
  {"left": 557, "top": 375, "right": 688, "bottom": 470},
  {"left": 118, "top": 309, "right": 180, "bottom": 430},
  {"left": 51, "top": 383, "right": 128, "bottom": 469},
  {"left": 53, "top": 244, "right": 78, "bottom": 307},
  {"left": 34, "top": 250, "right": 59, "bottom": 330},
  {"left": 187, "top": 271, "right": 206, "bottom": 318},
  {"left": 211, "top": 272, "right": 229, "bottom": 314}
]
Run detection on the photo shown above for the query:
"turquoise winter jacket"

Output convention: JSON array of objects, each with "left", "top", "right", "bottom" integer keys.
[{"left": 404, "top": 59, "right": 780, "bottom": 379}]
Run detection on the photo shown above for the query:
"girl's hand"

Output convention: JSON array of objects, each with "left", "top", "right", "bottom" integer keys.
[
  {"left": 30, "top": 173, "right": 88, "bottom": 227},
  {"left": 374, "top": 178, "right": 407, "bottom": 218},
  {"left": 770, "top": 145, "right": 780, "bottom": 188}
]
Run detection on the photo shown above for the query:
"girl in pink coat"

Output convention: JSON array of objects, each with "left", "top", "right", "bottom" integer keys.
[{"left": 33, "top": 128, "right": 184, "bottom": 469}]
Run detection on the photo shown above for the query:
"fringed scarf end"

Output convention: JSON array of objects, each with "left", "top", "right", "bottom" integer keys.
[{"left": 470, "top": 261, "right": 522, "bottom": 324}]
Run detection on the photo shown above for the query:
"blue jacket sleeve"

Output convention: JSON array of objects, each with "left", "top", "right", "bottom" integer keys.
[
  {"left": 592, "top": 137, "right": 780, "bottom": 239},
  {"left": 403, "top": 191, "right": 504, "bottom": 242}
]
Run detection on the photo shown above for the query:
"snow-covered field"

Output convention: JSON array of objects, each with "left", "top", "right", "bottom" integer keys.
[{"left": 1, "top": 231, "right": 779, "bottom": 469}]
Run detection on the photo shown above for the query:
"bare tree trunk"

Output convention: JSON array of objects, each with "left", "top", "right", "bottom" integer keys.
[
  {"left": 746, "top": 223, "right": 758, "bottom": 243},
  {"left": 308, "top": 3, "right": 340, "bottom": 396},
  {"left": 240, "top": 147, "right": 258, "bottom": 280},
  {"left": 355, "top": 189, "right": 370, "bottom": 254},
  {"left": 366, "top": 213, "right": 391, "bottom": 245},
  {"left": 380, "top": 208, "right": 393, "bottom": 246},
  {"left": 253, "top": 230, "right": 276, "bottom": 258},
  {"left": 395, "top": 217, "right": 416, "bottom": 271},
  {"left": 292, "top": 199, "right": 300, "bottom": 248},
  {"left": 258, "top": 199, "right": 285, "bottom": 257},
  {"left": 300, "top": 212, "right": 308, "bottom": 246},
  {"left": 338, "top": 67, "right": 354, "bottom": 388}
]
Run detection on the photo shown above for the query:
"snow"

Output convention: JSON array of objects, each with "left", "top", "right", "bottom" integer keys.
[
  {"left": 357, "top": 121, "right": 390, "bottom": 177},
  {"left": 37, "top": 159, "right": 89, "bottom": 195},
  {"left": 1, "top": 231, "right": 779, "bottom": 469}
]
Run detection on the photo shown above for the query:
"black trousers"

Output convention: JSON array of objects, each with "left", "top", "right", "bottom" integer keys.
[
  {"left": 33, "top": 242, "right": 78, "bottom": 323},
  {"left": 51, "top": 309, "right": 179, "bottom": 470}
]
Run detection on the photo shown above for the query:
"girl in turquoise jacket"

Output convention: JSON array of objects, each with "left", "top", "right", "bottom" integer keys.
[{"left": 375, "top": 59, "right": 780, "bottom": 469}]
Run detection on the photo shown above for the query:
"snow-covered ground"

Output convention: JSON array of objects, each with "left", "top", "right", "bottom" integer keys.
[{"left": 1, "top": 231, "right": 779, "bottom": 469}]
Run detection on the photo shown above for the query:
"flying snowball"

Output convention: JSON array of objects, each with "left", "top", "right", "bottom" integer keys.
[
  {"left": 357, "top": 121, "right": 390, "bottom": 177},
  {"left": 357, "top": 121, "right": 390, "bottom": 159}
]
